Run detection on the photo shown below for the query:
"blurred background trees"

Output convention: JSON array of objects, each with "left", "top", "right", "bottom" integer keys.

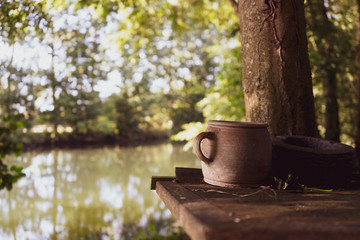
[{"left": 0, "top": 0, "right": 359, "bottom": 152}]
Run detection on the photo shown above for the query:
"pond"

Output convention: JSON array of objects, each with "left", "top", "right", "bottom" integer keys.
[{"left": 0, "top": 143, "right": 200, "bottom": 240}]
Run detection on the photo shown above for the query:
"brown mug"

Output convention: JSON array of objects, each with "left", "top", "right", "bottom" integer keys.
[{"left": 193, "top": 120, "right": 272, "bottom": 187}]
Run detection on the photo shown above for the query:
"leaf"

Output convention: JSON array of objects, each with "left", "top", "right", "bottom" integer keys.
[
  {"left": 11, "top": 173, "right": 26, "bottom": 183},
  {"left": 15, "top": 121, "right": 25, "bottom": 128},
  {"left": 147, "top": 224, "right": 156, "bottom": 232},
  {"left": 16, "top": 143, "right": 23, "bottom": 149},
  {"left": 10, "top": 166, "right": 24, "bottom": 173},
  {"left": 303, "top": 187, "right": 333, "bottom": 193}
]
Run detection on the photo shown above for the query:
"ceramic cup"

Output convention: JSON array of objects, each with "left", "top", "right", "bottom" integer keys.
[{"left": 193, "top": 120, "right": 272, "bottom": 187}]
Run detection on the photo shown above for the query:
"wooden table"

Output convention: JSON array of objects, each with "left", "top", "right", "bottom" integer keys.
[{"left": 151, "top": 168, "right": 360, "bottom": 240}]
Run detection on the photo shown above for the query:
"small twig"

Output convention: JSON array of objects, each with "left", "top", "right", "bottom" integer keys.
[{"left": 193, "top": 186, "right": 277, "bottom": 200}]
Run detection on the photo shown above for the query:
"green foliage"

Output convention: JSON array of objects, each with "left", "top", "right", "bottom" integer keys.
[
  {"left": 171, "top": 122, "right": 206, "bottom": 150},
  {"left": 1, "top": 0, "right": 359, "bottom": 151},
  {"left": 172, "top": 38, "right": 244, "bottom": 147},
  {"left": 305, "top": 0, "right": 358, "bottom": 143},
  {"left": 0, "top": 0, "right": 49, "bottom": 43},
  {"left": 74, "top": 0, "right": 238, "bottom": 49},
  {"left": 168, "top": 92, "right": 205, "bottom": 134},
  {"left": 0, "top": 0, "right": 243, "bottom": 148},
  {"left": 200, "top": 42, "right": 243, "bottom": 121},
  {"left": 135, "top": 224, "right": 190, "bottom": 240},
  {"left": 273, "top": 175, "right": 334, "bottom": 193},
  {"left": 0, "top": 115, "right": 26, "bottom": 191},
  {"left": 273, "top": 175, "right": 303, "bottom": 191},
  {"left": 115, "top": 91, "right": 143, "bottom": 138}
]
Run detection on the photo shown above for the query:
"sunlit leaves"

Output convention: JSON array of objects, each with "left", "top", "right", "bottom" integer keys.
[
  {"left": 0, "top": 0, "right": 49, "bottom": 43},
  {"left": 305, "top": 0, "right": 358, "bottom": 143},
  {"left": 35, "top": 6, "right": 107, "bottom": 136},
  {"left": 171, "top": 121, "right": 205, "bottom": 150},
  {"left": 1, "top": 0, "right": 244, "bottom": 148},
  {"left": 172, "top": 37, "right": 243, "bottom": 146}
]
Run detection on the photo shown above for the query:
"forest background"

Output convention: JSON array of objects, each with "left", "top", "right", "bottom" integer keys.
[{"left": 0, "top": 0, "right": 359, "bottom": 152}]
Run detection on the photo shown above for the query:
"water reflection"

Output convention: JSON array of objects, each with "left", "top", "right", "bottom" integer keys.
[{"left": 0, "top": 143, "right": 199, "bottom": 239}]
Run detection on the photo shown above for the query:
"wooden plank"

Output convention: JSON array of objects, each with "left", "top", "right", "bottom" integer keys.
[
  {"left": 156, "top": 180, "right": 360, "bottom": 240},
  {"left": 175, "top": 167, "right": 203, "bottom": 183},
  {"left": 150, "top": 176, "right": 175, "bottom": 190},
  {"left": 155, "top": 181, "right": 238, "bottom": 240},
  {"left": 150, "top": 168, "right": 202, "bottom": 190}
]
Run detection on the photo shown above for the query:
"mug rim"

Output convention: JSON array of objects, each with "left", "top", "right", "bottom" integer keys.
[{"left": 207, "top": 120, "right": 268, "bottom": 128}]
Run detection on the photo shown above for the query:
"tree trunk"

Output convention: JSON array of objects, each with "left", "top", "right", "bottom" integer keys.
[
  {"left": 228, "top": 0, "right": 318, "bottom": 136},
  {"left": 356, "top": 0, "right": 360, "bottom": 162},
  {"left": 307, "top": 0, "right": 340, "bottom": 142},
  {"left": 50, "top": 29, "right": 59, "bottom": 140},
  {"left": 5, "top": 44, "right": 15, "bottom": 119},
  {"left": 324, "top": 64, "right": 340, "bottom": 141}
]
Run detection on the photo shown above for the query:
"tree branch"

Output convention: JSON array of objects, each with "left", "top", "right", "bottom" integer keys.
[{"left": 227, "top": 0, "right": 239, "bottom": 17}]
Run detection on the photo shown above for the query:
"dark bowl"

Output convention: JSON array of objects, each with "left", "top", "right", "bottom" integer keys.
[{"left": 272, "top": 136, "right": 356, "bottom": 188}]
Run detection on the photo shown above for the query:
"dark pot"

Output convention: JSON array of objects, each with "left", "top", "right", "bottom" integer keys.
[{"left": 272, "top": 136, "right": 356, "bottom": 188}]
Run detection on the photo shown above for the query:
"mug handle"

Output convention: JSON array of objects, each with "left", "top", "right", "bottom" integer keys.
[{"left": 193, "top": 132, "right": 215, "bottom": 164}]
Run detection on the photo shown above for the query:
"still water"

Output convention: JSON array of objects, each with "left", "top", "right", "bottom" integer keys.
[{"left": 0, "top": 143, "right": 200, "bottom": 240}]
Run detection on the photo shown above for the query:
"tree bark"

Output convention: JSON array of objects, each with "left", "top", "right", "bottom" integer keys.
[
  {"left": 307, "top": 0, "right": 340, "bottom": 142},
  {"left": 324, "top": 63, "right": 340, "bottom": 141},
  {"left": 228, "top": 0, "right": 318, "bottom": 136},
  {"left": 356, "top": 0, "right": 360, "bottom": 162}
]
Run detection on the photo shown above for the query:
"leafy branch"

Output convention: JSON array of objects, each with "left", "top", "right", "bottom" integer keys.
[{"left": 0, "top": 114, "right": 26, "bottom": 191}]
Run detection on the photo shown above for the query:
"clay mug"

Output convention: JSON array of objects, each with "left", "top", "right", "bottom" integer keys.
[{"left": 193, "top": 120, "right": 272, "bottom": 187}]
